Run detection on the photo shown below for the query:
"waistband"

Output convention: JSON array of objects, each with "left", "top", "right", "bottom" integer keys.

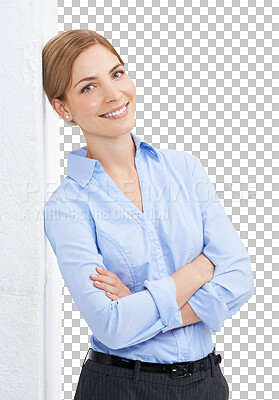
[{"left": 83, "top": 347, "right": 222, "bottom": 379}]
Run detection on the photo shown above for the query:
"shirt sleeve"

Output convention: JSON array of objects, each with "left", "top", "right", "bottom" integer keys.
[
  {"left": 44, "top": 195, "right": 182, "bottom": 350},
  {"left": 187, "top": 155, "right": 255, "bottom": 333}
]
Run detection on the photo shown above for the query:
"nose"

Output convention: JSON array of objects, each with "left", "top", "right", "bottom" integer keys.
[{"left": 101, "top": 80, "right": 123, "bottom": 103}]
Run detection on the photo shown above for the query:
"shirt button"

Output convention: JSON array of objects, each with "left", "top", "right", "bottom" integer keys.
[
  {"left": 180, "top": 356, "right": 185, "bottom": 361},
  {"left": 155, "top": 248, "right": 160, "bottom": 253}
]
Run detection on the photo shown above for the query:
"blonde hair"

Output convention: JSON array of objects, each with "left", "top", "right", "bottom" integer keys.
[{"left": 42, "top": 29, "right": 125, "bottom": 126}]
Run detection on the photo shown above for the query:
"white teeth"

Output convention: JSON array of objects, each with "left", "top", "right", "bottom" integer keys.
[{"left": 102, "top": 104, "right": 127, "bottom": 118}]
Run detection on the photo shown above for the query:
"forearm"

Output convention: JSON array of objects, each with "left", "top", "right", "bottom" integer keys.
[
  {"left": 170, "top": 262, "right": 207, "bottom": 309},
  {"left": 173, "top": 302, "right": 201, "bottom": 329}
]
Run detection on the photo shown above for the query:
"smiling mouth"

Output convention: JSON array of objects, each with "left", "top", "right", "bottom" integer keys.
[{"left": 99, "top": 102, "right": 129, "bottom": 118}]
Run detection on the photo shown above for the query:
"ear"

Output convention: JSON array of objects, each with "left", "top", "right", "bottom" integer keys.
[{"left": 51, "top": 98, "right": 72, "bottom": 121}]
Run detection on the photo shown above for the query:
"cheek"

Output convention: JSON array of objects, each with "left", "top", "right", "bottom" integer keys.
[
  {"left": 125, "top": 77, "right": 136, "bottom": 98},
  {"left": 77, "top": 99, "right": 99, "bottom": 116}
]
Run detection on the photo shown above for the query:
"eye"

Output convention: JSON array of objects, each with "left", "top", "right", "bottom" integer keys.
[
  {"left": 114, "top": 70, "right": 125, "bottom": 78},
  {"left": 81, "top": 84, "right": 95, "bottom": 93},
  {"left": 81, "top": 69, "right": 125, "bottom": 93}
]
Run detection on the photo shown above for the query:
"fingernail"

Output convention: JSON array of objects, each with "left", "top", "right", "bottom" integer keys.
[
  {"left": 96, "top": 267, "right": 103, "bottom": 271},
  {"left": 91, "top": 274, "right": 98, "bottom": 278}
]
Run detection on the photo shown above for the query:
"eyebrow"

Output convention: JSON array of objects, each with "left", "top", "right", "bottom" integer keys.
[{"left": 74, "top": 63, "right": 123, "bottom": 89}]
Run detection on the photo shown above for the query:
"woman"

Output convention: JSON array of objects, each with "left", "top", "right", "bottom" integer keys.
[{"left": 42, "top": 29, "right": 254, "bottom": 400}]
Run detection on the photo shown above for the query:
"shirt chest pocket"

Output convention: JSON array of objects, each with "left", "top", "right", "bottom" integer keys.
[{"left": 95, "top": 231, "right": 136, "bottom": 292}]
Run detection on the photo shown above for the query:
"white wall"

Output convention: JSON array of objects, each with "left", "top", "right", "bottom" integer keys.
[{"left": 0, "top": 1, "right": 61, "bottom": 399}]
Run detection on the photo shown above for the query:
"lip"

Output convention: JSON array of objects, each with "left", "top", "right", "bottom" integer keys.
[
  {"left": 99, "top": 102, "right": 129, "bottom": 120},
  {"left": 99, "top": 102, "right": 129, "bottom": 117}
]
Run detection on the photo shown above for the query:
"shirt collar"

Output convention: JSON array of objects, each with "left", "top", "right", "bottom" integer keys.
[{"left": 67, "top": 131, "right": 159, "bottom": 187}]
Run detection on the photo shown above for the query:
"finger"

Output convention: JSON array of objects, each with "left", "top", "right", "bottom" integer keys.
[
  {"left": 96, "top": 267, "right": 112, "bottom": 276},
  {"left": 90, "top": 273, "right": 103, "bottom": 280},
  {"left": 93, "top": 280, "right": 119, "bottom": 295},
  {"left": 106, "top": 291, "right": 119, "bottom": 301},
  {"left": 91, "top": 274, "right": 116, "bottom": 289},
  {"left": 90, "top": 269, "right": 119, "bottom": 287},
  {"left": 96, "top": 267, "right": 105, "bottom": 273}
]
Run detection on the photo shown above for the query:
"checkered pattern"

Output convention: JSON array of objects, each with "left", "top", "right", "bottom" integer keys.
[{"left": 56, "top": 1, "right": 278, "bottom": 399}]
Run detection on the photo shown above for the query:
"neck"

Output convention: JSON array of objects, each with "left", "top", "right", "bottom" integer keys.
[{"left": 85, "top": 131, "right": 137, "bottom": 177}]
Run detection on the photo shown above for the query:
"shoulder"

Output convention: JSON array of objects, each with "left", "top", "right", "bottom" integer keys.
[
  {"left": 156, "top": 148, "right": 198, "bottom": 175},
  {"left": 43, "top": 177, "right": 95, "bottom": 244},
  {"left": 44, "top": 176, "right": 89, "bottom": 214},
  {"left": 46, "top": 174, "right": 91, "bottom": 202}
]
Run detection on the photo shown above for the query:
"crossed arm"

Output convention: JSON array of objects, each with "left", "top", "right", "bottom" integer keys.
[
  {"left": 90, "top": 252, "right": 213, "bottom": 329},
  {"left": 174, "top": 302, "right": 202, "bottom": 329}
]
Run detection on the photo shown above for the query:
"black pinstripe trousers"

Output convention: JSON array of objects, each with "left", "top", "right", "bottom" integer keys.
[{"left": 74, "top": 351, "right": 230, "bottom": 400}]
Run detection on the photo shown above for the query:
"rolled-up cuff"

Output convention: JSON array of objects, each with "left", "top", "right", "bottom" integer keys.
[
  {"left": 188, "top": 282, "right": 230, "bottom": 332},
  {"left": 143, "top": 276, "right": 183, "bottom": 333}
]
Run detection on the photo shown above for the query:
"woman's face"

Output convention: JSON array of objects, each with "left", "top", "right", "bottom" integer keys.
[{"left": 59, "top": 44, "right": 136, "bottom": 138}]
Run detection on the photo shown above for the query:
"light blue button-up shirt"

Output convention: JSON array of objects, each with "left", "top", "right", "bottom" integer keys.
[{"left": 44, "top": 131, "right": 254, "bottom": 363}]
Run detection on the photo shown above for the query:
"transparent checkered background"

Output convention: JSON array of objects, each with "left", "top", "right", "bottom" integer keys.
[{"left": 56, "top": 1, "right": 279, "bottom": 399}]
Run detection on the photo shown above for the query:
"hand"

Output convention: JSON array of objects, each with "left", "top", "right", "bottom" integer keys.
[
  {"left": 90, "top": 267, "right": 132, "bottom": 301},
  {"left": 190, "top": 252, "right": 216, "bottom": 283}
]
